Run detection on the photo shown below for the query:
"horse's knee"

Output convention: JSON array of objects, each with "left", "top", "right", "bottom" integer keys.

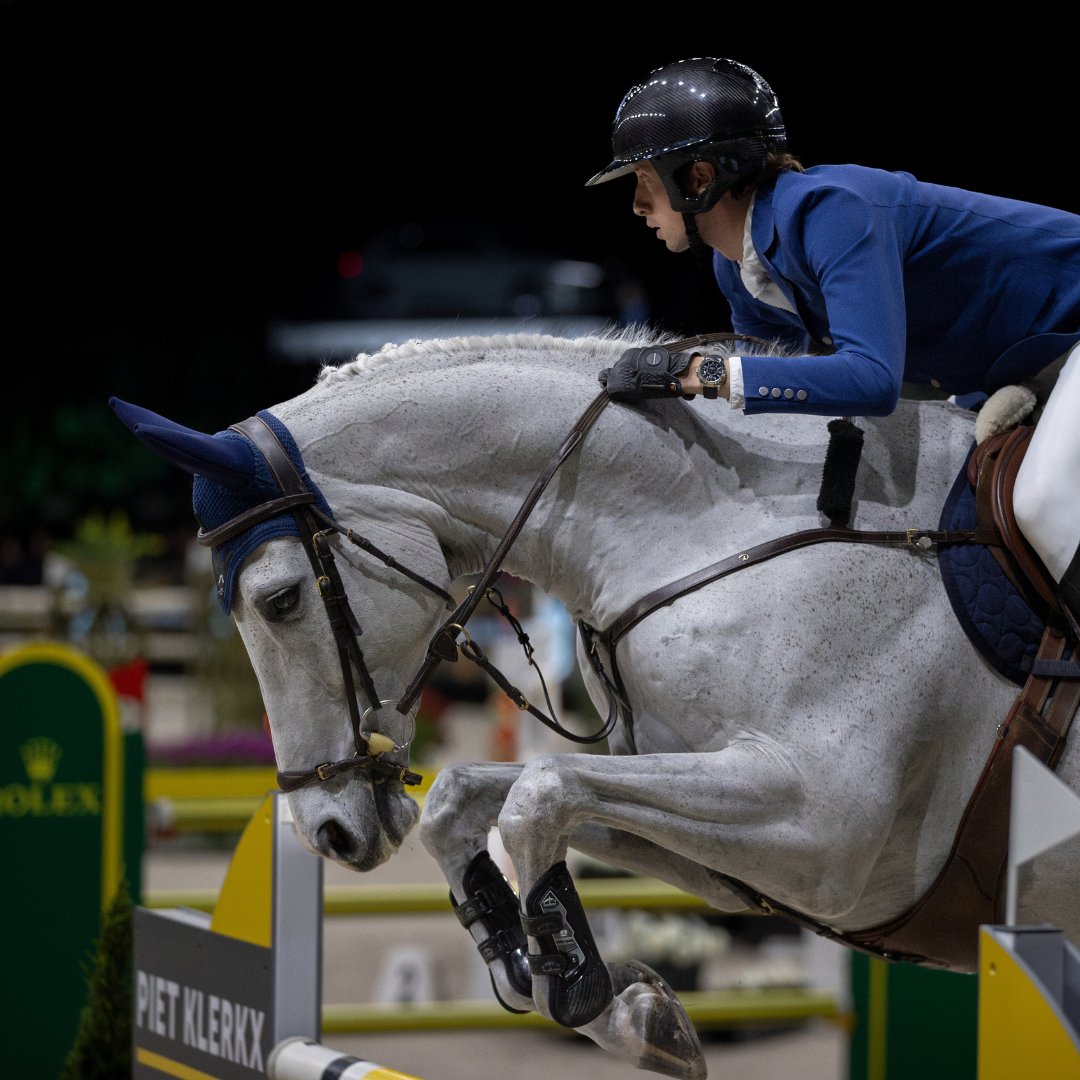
[
  {"left": 499, "top": 756, "right": 578, "bottom": 848},
  {"left": 418, "top": 764, "right": 474, "bottom": 854}
]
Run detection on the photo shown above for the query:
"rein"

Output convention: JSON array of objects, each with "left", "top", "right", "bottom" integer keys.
[
  {"left": 200, "top": 330, "right": 996, "bottom": 795},
  {"left": 394, "top": 332, "right": 772, "bottom": 742}
]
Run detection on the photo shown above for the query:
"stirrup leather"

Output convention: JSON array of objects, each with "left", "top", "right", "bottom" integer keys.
[
  {"left": 450, "top": 851, "right": 531, "bottom": 1014},
  {"left": 521, "top": 860, "right": 613, "bottom": 1027}
]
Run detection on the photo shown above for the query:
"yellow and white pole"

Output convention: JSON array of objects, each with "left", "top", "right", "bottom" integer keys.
[{"left": 268, "top": 1037, "right": 425, "bottom": 1080}]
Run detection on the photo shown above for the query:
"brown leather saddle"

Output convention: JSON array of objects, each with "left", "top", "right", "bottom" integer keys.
[
  {"left": 846, "top": 424, "right": 1080, "bottom": 970},
  {"left": 969, "top": 424, "right": 1063, "bottom": 623}
]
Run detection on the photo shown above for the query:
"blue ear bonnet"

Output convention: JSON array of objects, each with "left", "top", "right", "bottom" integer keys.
[{"left": 195, "top": 410, "right": 333, "bottom": 614}]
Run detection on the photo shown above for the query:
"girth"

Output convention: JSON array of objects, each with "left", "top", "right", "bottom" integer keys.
[{"left": 844, "top": 622, "right": 1080, "bottom": 969}]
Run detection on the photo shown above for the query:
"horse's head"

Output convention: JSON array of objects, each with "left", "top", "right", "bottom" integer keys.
[{"left": 110, "top": 398, "right": 454, "bottom": 871}]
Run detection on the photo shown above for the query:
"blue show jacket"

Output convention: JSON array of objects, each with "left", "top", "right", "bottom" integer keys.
[{"left": 714, "top": 164, "right": 1080, "bottom": 415}]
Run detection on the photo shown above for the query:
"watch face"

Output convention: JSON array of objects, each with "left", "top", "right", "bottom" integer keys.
[{"left": 698, "top": 356, "right": 726, "bottom": 386}]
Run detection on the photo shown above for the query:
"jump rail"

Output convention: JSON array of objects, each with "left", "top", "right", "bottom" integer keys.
[
  {"left": 144, "top": 876, "right": 716, "bottom": 916},
  {"left": 320, "top": 988, "right": 843, "bottom": 1034}
]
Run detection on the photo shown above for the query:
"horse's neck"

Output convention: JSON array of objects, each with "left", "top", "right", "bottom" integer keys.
[
  {"left": 274, "top": 339, "right": 976, "bottom": 627},
  {"left": 275, "top": 339, "right": 664, "bottom": 620}
]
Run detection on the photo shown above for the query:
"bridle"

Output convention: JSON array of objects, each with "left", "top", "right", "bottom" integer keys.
[
  {"left": 197, "top": 415, "right": 437, "bottom": 790},
  {"left": 195, "top": 333, "right": 742, "bottom": 795},
  {"left": 196, "top": 393, "right": 618, "bottom": 793}
]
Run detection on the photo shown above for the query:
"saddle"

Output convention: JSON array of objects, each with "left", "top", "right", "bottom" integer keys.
[
  {"left": 968, "top": 424, "right": 1062, "bottom": 622},
  {"left": 846, "top": 424, "right": 1080, "bottom": 970}
]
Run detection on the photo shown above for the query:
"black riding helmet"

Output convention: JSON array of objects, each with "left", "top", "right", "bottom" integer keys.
[{"left": 586, "top": 57, "right": 787, "bottom": 214}]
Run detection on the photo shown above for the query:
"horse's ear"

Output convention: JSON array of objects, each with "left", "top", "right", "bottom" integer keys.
[{"left": 109, "top": 397, "right": 256, "bottom": 490}]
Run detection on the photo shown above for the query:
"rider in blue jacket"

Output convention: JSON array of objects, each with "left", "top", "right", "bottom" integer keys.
[{"left": 591, "top": 56, "right": 1080, "bottom": 632}]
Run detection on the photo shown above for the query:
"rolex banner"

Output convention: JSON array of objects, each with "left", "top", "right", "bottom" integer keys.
[{"left": 0, "top": 642, "right": 127, "bottom": 1080}]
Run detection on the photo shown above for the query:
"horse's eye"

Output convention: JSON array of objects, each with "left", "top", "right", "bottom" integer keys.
[{"left": 267, "top": 586, "right": 300, "bottom": 618}]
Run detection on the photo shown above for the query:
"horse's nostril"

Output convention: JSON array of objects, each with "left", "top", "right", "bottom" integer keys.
[{"left": 317, "top": 819, "right": 355, "bottom": 858}]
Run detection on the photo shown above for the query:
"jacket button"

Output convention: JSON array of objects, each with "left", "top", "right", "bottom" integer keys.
[
  {"left": 758, "top": 385, "right": 769, "bottom": 396},
  {"left": 797, "top": 390, "right": 808, "bottom": 401},
  {"left": 784, "top": 388, "right": 794, "bottom": 399},
  {"left": 771, "top": 387, "right": 781, "bottom": 398}
]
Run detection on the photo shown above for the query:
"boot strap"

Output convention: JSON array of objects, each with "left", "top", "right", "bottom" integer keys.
[
  {"left": 477, "top": 927, "right": 524, "bottom": 964},
  {"left": 452, "top": 885, "right": 517, "bottom": 929},
  {"left": 520, "top": 912, "right": 565, "bottom": 936},
  {"left": 527, "top": 951, "right": 574, "bottom": 975}
]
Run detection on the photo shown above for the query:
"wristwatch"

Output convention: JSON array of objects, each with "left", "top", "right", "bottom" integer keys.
[{"left": 696, "top": 354, "right": 727, "bottom": 399}]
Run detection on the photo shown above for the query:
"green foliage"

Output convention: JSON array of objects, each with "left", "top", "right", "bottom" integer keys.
[
  {"left": 59, "top": 879, "right": 134, "bottom": 1080},
  {"left": 56, "top": 510, "right": 166, "bottom": 564},
  {"left": 0, "top": 403, "right": 176, "bottom": 532}
]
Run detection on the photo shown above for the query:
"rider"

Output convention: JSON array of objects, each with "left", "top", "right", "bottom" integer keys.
[{"left": 589, "top": 56, "right": 1080, "bottom": 634}]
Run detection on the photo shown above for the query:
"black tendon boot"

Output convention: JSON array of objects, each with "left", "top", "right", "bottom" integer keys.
[
  {"left": 522, "top": 860, "right": 613, "bottom": 1027},
  {"left": 450, "top": 851, "right": 532, "bottom": 1013}
]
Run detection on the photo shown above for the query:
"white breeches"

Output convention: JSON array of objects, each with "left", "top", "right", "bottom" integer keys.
[{"left": 1013, "top": 340, "right": 1080, "bottom": 581}]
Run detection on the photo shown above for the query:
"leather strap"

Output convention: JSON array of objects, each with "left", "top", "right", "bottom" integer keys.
[
  {"left": 277, "top": 755, "right": 423, "bottom": 791},
  {"left": 601, "top": 526, "right": 996, "bottom": 654},
  {"left": 395, "top": 388, "right": 613, "bottom": 719},
  {"left": 197, "top": 492, "right": 316, "bottom": 547},
  {"left": 582, "top": 526, "right": 994, "bottom": 755}
]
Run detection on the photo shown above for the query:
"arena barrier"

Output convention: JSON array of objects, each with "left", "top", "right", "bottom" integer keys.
[
  {"left": 134, "top": 790, "right": 436, "bottom": 1079},
  {"left": 978, "top": 925, "right": 1080, "bottom": 1078},
  {"left": 850, "top": 749, "right": 1080, "bottom": 1080},
  {"left": 146, "top": 874, "right": 725, "bottom": 917},
  {"left": 133, "top": 791, "right": 323, "bottom": 1078},
  {"left": 975, "top": 747, "right": 1080, "bottom": 1079}
]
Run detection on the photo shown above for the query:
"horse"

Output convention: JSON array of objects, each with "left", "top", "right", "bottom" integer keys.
[{"left": 111, "top": 329, "right": 1080, "bottom": 1079}]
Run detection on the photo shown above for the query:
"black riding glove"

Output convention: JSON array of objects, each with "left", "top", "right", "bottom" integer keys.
[{"left": 598, "top": 347, "right": 693, "bottom": 402}]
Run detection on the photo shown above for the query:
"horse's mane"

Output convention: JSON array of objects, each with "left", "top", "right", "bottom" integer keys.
[{"left": 314, "top": 325, "right": 663, "bottom": 385}]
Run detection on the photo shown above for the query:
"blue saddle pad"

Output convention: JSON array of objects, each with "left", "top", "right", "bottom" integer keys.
[{"left": 936, "top": 449, "right": 1044, "bottom": 687}]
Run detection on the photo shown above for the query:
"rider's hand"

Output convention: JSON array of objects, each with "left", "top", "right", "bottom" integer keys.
[{"left": 598, "top": 347, "right": 694, "bottom": 402}]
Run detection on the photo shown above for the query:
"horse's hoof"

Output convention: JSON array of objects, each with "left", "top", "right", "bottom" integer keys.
[{"left": 606, "top": 960, "right": 707, "bottom": 1080}]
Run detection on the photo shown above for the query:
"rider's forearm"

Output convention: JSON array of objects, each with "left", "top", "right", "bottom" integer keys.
[{"left": 681, "top": 353, "right": 731, "bottom": 399}]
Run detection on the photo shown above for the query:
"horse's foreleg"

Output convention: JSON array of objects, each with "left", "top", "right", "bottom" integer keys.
[
  {"left": 419, "top": 762, "right": 524, "bottom": 892},
  {"left": 495, "top": 745, "right": 825, "bottom": 1080},
  {"left": 418, "top": 762, "right": 533, "bottom": 1013}
]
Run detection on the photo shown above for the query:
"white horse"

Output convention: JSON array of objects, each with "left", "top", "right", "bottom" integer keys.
[{"left": 112, "top": 330, "right": 1080, "bottom": 1079}]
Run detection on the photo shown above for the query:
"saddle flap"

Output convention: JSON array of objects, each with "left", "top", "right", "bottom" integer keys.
[{"left": 968, "top": 425, "right": 1061, "bottom": 617}]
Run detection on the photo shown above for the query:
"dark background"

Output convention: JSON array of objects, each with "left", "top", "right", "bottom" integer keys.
[{"left": 5, "top": 6, "right": 1077, "bottom": 557}]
